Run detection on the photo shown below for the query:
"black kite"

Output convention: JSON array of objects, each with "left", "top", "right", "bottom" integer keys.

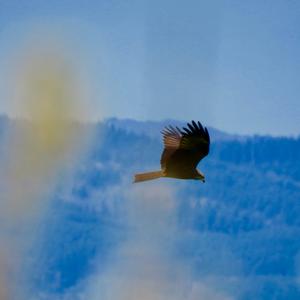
[{"left": 134, "top": 120, "right": 210, "bottom": 183}]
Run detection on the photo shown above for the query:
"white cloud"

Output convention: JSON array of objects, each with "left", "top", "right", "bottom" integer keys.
[{"left": 79, "top": 181, "right": 235, "bottom": 300}]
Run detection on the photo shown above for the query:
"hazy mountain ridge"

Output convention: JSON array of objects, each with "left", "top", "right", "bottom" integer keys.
[{"left": 105, "top": 117, "right": 245, "bottom": 141}]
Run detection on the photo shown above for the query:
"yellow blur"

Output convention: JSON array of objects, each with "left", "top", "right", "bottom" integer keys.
[{"left": 2, "top": 49, "right": 82, "bottom": 220}]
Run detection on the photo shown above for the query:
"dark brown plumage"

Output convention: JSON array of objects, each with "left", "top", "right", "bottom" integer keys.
[{"left": 134, "top": 120, "right": 210, "bottom": 183}]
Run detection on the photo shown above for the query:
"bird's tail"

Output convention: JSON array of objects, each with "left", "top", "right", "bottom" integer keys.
[{"left": 133, "top": 170, "right": 164, "bottom": 183}]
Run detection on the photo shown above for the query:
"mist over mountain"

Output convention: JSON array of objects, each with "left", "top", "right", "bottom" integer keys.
[
  {"left": 0, "top": 116, "right": 299, "bottom": 299},
  {"left": 105, "top": 117, "right": 244, "bottom": 141}
]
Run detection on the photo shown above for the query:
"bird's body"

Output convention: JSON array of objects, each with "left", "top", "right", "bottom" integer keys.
[{"left": 134, "top": 120, "right": 210, "bottom": 183}]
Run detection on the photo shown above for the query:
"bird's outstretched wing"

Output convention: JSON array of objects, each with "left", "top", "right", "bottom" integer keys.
[
  {"left": 160, "top": 125, "right": 182, "bottom": 169},
  {"left": 180, "top": 120, "right": 210, "bottom": 167},
  {"left": 160, "top": 120, "right": 210, "bottom": 170}
]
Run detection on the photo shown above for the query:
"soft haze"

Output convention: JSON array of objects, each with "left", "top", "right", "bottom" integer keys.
[{"left": 0, "top": 0, "right": 299, "bottom": 136}]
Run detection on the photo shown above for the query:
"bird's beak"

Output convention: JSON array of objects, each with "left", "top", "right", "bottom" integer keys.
[{"left": 202, "top": 178, "right": 205, "bottom": 183}]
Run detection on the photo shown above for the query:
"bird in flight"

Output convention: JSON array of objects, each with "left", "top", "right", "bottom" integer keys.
[{"left": 134, "top": 120, "right": 210, "bottom": 183}]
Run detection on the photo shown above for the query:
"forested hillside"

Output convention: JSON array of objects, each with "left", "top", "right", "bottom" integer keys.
[{"left": 0, "top": 116, "right": 299, "bottom": 299}]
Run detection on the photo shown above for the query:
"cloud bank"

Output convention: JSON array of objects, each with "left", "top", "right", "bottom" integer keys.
[{"left": 77, "top": 181, "right": 234, "bottom": 300}]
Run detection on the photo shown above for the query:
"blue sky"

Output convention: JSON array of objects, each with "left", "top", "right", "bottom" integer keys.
[{"left": 0, "top": 0, "right": 299, "bottom": 136}]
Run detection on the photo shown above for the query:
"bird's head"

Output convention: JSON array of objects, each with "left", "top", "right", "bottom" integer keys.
[{"left": 196, "top": 170, "right": 205, "bottom": 183}]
